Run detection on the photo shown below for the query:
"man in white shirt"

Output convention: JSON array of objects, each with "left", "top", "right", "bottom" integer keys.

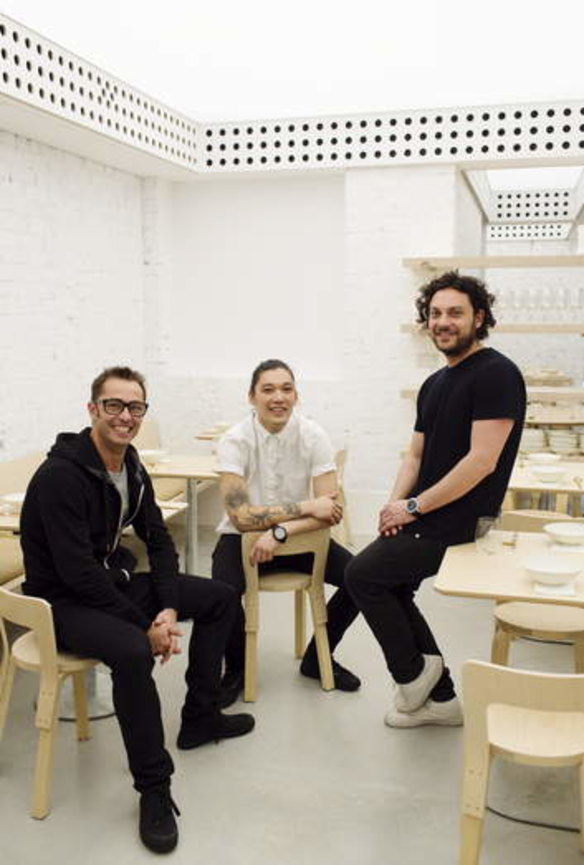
[{"left": 212, "top": 359, "right": 360, "bottom": 706}]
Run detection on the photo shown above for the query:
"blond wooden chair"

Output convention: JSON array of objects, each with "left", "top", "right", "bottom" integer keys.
[
  {"left": 0, "top": 451, "right": 44, "bottom": 497},
  {"left": 133, "top": 417, "right": 186, "bottom": 502},
  {"left": 330, "top": 449, "right": 353, "bottom": 549},
  {"left": 241, "top": 528, "right": 333, "bottom": 701},
  {"left": 0, "top": 586, "right": 98, "bottom": 818},
  {"left": 460, "top": 660, "right": 584, "bottom": 864},
  {"left": 0, "top": 535, "right": 25, "bottom": 590},
  {"left": 492, "top": 511, "right": 584, "bottom": 670}
]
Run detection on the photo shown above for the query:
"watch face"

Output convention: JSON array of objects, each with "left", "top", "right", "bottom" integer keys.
[
  {"left": 273, "top": 525, "right": 287, "bottom": 542},
  {"left": 406, "top": 498, "right": 418, "bottom": 514}
]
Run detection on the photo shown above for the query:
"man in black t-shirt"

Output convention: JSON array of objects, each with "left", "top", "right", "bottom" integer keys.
[{"left": 346, "top": 271, "right": 525, "bottom": 728}]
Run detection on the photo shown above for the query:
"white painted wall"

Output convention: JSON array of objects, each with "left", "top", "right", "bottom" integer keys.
[
  {"left": 0, "top": 131, "right": 145, "bottom": 459},
  {"left": 167, "top": 174, "right": 345, "bottom": 378}
]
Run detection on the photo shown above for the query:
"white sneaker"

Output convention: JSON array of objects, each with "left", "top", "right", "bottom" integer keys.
[
  {"left": 394, "top": 654, "right": 444, "bottom": 713},
  {"left": 384, "top": 697, "right": 463, "bottom": 728}
]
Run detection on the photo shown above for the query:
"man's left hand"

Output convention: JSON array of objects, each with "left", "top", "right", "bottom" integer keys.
[
  {"left": 152, "top": 608, "right": 182, "bottom": 664},
  {"left": 378, "top": 500, "right": 416, "bottom": 536}
]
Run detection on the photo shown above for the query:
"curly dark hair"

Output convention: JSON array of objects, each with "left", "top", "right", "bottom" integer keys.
[
  {"left": 415, "top": 270, "right": 496, "bottom": 340},
  {"left": 90, "top": 366, "right": 147, "bottom": 402}
]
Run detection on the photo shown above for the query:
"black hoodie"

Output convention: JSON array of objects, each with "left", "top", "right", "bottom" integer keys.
[{"left": 20, "top": 428, "right": 179, "bottom": 629}]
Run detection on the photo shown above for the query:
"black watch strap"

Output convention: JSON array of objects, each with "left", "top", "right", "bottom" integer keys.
[{"left": 271, "top": 524, "right": 288, "bottom": 543}]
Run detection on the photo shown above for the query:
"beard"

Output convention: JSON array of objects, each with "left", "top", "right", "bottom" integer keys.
[{"left": 431, "top": 328, "right": 477, "bottom": 358}]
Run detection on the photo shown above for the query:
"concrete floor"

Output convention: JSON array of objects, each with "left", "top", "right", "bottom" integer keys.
[{"left": 1, "top": 530, "right": 583, "bottom": 865}]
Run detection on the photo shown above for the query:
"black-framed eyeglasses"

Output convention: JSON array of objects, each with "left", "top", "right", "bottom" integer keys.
[{"left": 98, "top": 398, "right": 149, "bottom": 418}]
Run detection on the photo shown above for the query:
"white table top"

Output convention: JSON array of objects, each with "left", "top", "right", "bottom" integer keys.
[
  {"left": 508, "top": 461, "right": 584, "bottom": 496},
  {"left": 146, "top": 454, "right": 219, "bottom": 481},
  {"left": 435, "top": 532, "right": 584, "bottom": 606}
]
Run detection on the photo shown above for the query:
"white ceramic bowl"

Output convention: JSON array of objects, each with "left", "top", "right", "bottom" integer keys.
[
  {"left": 544, "top": 522, "right": 584, "bottom": 547},
  {"left": 138, "top": 449, "right": 166, "bottom": 466},
  {"left": 530, "top": 465, "right": 566, "bottom": 483},
  {"left": 523, "top": 553, "right": 583, "bottom": 586},
  {"left": 525, "top": 452, "right": 561, "bottom": 464}
]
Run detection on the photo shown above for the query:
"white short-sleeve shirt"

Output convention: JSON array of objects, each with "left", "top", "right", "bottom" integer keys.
[{"left": 216, "top": 411, "right": 336, "bottom": 534}]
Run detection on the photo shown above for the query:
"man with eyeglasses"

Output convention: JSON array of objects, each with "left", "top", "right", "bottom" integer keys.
[{"left": 20, "top": 366, "right": 255, "bottom": 854}]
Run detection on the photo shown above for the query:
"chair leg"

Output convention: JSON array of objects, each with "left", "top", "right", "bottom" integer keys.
[
  {"left": 490, "top": 623, "right": 511, "bottom": 666},
  {"left": 459, "top": 814, "right": 484, "bottom": 865},
  {"left": 307, "top": 590, "right": 334, "bottom": 691},
  {"left": 574, "top": 639, "right": 584, "bottom": 674},
  {"left": 244, "top": 632, "right": 258, "bottom": 702},
  {"left": 31, "top": 682, "right": 61, "bottom": 820},
  {"left": 294, "top": 591, "right": 305, "bottom": 659},
  {"left": 579, "top": 761, "right": 584, "bottom": 852},
  {"left": 0, "top": 659, "right": 16, "bottom": 741},
  {"left": 71, "top": 671, "right": 91, "bottom": 741}
]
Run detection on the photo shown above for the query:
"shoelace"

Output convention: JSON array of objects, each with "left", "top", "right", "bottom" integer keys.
[{"left": 145, "top": 790, "right": 181, "bottom": 822}]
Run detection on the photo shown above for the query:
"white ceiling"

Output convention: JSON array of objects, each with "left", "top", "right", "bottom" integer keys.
[
  {"left": 487, "top": 167, "right": 584, "bottom": 191},
  {"left": 1, "top": 0, "right": 584, "bottom": 122}
]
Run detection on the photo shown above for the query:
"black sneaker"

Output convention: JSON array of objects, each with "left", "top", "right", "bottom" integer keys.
[
  {"left": 300, "top": 657, "right": 361, "bottom": 692},
  {"left": 218, "top": 669, "right": 244, "bottom": 709},
  {"left": 177, "top": 712, "right": 255, "bottom": 750},
  {"left": 139, "top": 786, "right": 180, "bottom": 854}
]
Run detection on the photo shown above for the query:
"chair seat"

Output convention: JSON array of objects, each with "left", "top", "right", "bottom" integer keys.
[
  {"left": 258, "top": 572, "right": 311, "bottom": 592},
  {"left": 495, "top": 602, "right": 584, "bottom": 635},
  {"left": 489, "top": 703, "right": 584, "bottom": 765},
  {"left": 12, "top": 632, "right": 98, "bottom": 675}
]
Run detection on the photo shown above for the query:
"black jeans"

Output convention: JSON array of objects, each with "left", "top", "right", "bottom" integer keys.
[
  {"left": 345, "top": 532, "right": 455, "bottom": 702},
  {"left": 211, "top": 534, "right": 359, "bottom": 672},
  {"left": 52, "top": 573, "right": 237, "bottom": 792}
]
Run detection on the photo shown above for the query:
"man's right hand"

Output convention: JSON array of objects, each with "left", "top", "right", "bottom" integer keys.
[
  {"left": 305, "top": 492, "right": 343, "bottom": 524},
  {"left": 147, "top": 619, "right": 182, "bottom": 664}
]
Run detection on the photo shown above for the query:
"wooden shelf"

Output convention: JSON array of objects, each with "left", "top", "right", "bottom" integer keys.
[
  {"left": 403, "top": 255, "right": 584, "bottom": 271},
  {"left": 401, "top": 322, "right": 584, "bottom": 335}
]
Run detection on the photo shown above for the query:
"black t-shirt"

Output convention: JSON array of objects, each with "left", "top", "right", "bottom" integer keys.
[{"left": 410, "top": 347, "right": 526, "bottom": 545}]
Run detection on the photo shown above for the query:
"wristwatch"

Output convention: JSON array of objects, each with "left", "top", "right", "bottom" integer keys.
[
  {"left": 271, "top": 524, "right": 288, "bottom": 543},
  {"left": 405, "top": 497, "right": 422, "bottom": 516}
]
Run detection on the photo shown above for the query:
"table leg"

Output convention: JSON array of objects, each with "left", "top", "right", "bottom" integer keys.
[{"left": 186, "top": 479, "right": 199, "bottom": 575}]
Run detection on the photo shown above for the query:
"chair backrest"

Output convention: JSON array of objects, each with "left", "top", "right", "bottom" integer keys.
[
  {"left": 334, "top": 449, "right": 346, "bottom": 484},
  {"left": 0, "top": 451, "right": 44, "bottom": 496},
  {"left": 462, "top": 660, "right": 584, "bottom": 753},
  {"left": 132, "top": 416, "right": 161, "bottom": 450},
  {"left": 500, "top": 509, "right": 582, "bottom": 533},
  {"left": 0, "top": 536, "right": 24, "bottom": 587},
  {"left": 241, "top": 528, "right": 330, "bottom": 591},
  {"left": 0, "top": 587, "right": 60, "bottom": 729}
]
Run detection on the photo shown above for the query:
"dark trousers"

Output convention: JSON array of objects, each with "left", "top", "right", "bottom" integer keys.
[
  {"left": 52, "top": 574, "right": 237, "bottom": 792},
  {"left": 211, "top": 534, "right": 359, "bottom": 672},
  {"left": 344, "top": 532, "right": 455, "bottom": 702}
]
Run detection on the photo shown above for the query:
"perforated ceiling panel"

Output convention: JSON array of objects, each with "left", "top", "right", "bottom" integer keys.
[
  {"left": 491, "top": 189, "right": 574, "bottom": 222},
  {"left": 487, "top": 223, "right": 571, "bottom": 240},
  {"left": 0, "top": 16, "right": 197, "bottom": 169},
  {"left": 200, "top": 102, "right": 584, "bottom": 173},
  {"left": 1, "top": 12, "right": 584, "bottom": 187}
]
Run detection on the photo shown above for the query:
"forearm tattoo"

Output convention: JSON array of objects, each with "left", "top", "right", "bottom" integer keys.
[
  {"left": 247, "top": 501, "right": 301, "bottom": 527},
  {"left": 225, "top": 482, "right": 301, "bottom": 527}
]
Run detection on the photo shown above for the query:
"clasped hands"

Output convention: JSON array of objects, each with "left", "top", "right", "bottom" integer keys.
[
  {"left": 147, "top": 608, "right": 182, "bottom": 664},
  {"left": 378, "top": 499, "right": 416, "bottom": 537}
]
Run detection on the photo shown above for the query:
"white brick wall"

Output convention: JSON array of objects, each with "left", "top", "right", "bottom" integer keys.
[
  {"left": 0, "top": 130, "right": 145, "bottom": 458},
  {"left": 2, "top": 127, "right": 583, "bottom": 535}
]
